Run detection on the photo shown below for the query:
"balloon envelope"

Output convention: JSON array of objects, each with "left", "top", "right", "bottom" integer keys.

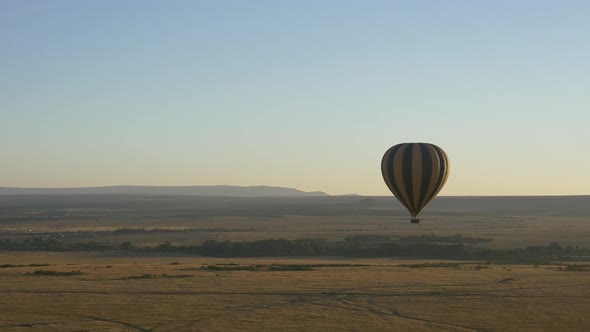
[{"left": 381, "top": 143, "right": 449, "bottom": 223}]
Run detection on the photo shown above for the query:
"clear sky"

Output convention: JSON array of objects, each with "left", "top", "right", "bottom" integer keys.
[{"left": 1, "top": 1, "right": 589, "bottom": 196}]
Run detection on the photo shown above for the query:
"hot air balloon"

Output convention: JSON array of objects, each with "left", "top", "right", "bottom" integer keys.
[{"left": 381, "top": 143, "right": 449, "bottom": 223}]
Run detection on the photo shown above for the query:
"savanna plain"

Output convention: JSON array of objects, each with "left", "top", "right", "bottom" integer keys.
[{"left": 1, "top": 195, "right": 589, "bottom": 331}]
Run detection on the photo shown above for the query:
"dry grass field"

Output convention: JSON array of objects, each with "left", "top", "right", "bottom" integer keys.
[
  {"left": 1, "top": 195, "right": 590, "bottom": 331},
  {"left": 1, "top": 251, "right": 589, "bottom": 331}
]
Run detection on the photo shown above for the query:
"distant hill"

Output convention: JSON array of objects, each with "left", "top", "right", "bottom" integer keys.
[{"left": 0, "top": 185, "right": 329, "bottom": 197}]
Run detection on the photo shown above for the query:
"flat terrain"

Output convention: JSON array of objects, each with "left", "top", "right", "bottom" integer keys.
[
  {"left": 1, "top": 195, "right": 590, "bottom": 249},
  {"left": 1, "top": 195, "right": 589, "bottom": 331},
  {"left": 1, "top": 252, "right": 589, "bottom": 331}
]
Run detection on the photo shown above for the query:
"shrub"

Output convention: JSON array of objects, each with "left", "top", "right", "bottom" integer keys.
[
  {"left": 564, "top": 264, "right": 590, "bottom": 272},
  {"left": 122, "top": 274, "right": 193, "bottom": 280},
  {"left": 29, "top": 270, "right": 83, "bottom": 276}
]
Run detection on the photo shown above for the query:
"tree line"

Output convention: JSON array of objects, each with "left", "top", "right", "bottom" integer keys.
[{"left": 1, "top": 237, "right": 588, "bottom": 263}]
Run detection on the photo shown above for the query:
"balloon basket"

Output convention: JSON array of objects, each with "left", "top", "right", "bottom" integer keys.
[{"left": 411, "top": 218, "right": 420, "bottom": 224}]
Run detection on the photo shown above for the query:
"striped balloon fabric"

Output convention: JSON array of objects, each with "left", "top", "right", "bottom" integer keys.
[{"left": 381, "top": 143, "right": 450, "bottom": 223}]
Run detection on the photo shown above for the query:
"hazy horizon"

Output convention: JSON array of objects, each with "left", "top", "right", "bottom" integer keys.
[
  {"left": 2, "top": 1, "right": 589, "bottom": 196},
  {"left": 1, "top": 184, "right": 589, "bottom": 198}
]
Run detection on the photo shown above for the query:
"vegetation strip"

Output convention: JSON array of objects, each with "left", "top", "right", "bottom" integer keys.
[
  {"left": 0, "top": 264, "right": 50, "bottom": 268},
  {"left": 121, "top": 274, "right": 193, "bottom": 280},
  {"left": 1, "top": 237, "right": 588, "bottom": 264},
  {"left": 28, "top": 270, "right": 83, "bottom": 276}
]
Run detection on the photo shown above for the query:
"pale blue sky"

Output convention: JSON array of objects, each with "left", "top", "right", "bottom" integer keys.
[{"left": 1, "top": 1, "right": 589, "bottom": 195}]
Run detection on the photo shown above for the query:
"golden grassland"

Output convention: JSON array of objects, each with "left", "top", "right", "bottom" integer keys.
[
  {"left": 1, "top": 252, "right": 589, "bottom": 331},
  {"left": 2, "top": 196, "right": 590, "bottom": 331}
]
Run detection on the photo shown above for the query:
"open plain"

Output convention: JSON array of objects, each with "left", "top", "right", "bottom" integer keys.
[
  {"left": 1, "top": 195, "right": 589, "bottom": 331},
  {"left": 1, "top": 252, "right": 590, "bottom": 331}
]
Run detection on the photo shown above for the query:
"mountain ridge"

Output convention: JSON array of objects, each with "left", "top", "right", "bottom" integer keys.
[{"left": 0, "top": 185, "right": 329, "bottom": 197}]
